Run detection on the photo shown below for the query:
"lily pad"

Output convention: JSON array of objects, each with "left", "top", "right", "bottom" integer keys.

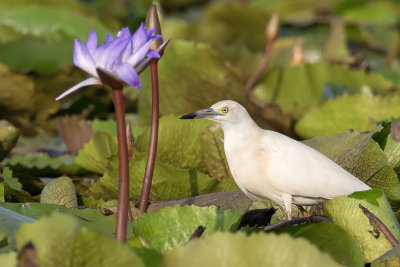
[
  {"left": 0, "top": 184, "right": 3, "bottom": 202},
  {"left": 0, "top": 206, "right": 35, "bottom": 252},
  {"left": 282, "top": 222, "right": 364, "bottom": 266},
  {"left": 0, "top": 5, "right": 111, "bottom": 72},
  {"left": 162, "top": 232, "right": 341, "bottom": 267},
  {"left": 295, "top": 93, "right": 400, "bottom": 139},
  {"left": 0, "top": 251, "right": 16, "bottom": 266},
  {"left": 89, "top": 156, "right": 219, "bottom": 201},
  {"left": 75, "top": 132, "right": 118, "bottom": 174},
  {"left": 253, "top": 62, "right": 393, "bottom": 118},
  {"left": 136, "top": 115, "right": 232, "bottom": 181},
  {"left": 1, "top": 166, "right": 22, "bottom": 191},
  {"left": 15, "top": 213, "right": 145, "bottom": 267},
  {"left": 136, "top": 115, "right": 210, "bottom": 168},
  {"left": 40, "top": 176, "right": 77, "bottom": 208},
  {"left": 372, "top": 245, "right": 400, "bottom": 266},
  {"left": 0, "top": 63, "right": 58, "bottom": 135},
  {"left": 323, "top": 189, "right": 400, "bottom": 262},
  {"left": 138, "top": 40, "right": 247, "bottom": 125},
  {"left": 133, "top": 205, "right": 242, "bottom": 251},
  {"left": 303, "top": 131, "right": 400, "bottom": 206},
  {"left": 340, "top": 3, "right": 398, "bottom": 26},
  {"left": 91, "top": 119, "right": 144, "bottom": 140},
  {"left": 0, "top": 120, "right": 19, "bottom": 161},
  {"left": 0, "top": 202, "right": 134, "bottom": 239},
  {"left": 2, "top": 153, "right": 86, "bottom": 177}
]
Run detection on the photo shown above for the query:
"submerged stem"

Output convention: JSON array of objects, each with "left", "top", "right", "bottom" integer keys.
[
  {"left": 359, "top": 203, "right": 399, "bottom": 247},
  {"left": 113, "top": 86, "right": 130, "bottom": 243},
  {"left": 139, "top": 60, "right": 159, "bottom": 212}
]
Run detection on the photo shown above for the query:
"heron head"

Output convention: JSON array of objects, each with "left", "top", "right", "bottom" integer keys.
[{"left": 180, "top": 100, "right": 248, "bottom": 125}]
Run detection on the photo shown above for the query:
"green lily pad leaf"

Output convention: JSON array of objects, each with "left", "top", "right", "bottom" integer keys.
[
  {"left": 81, "top": 196, "right": 118, "bottom": 208},
  {"left": 0, "top": 62, "right": 34, "bottom": 112},
  {"left": 40, "top": 176, "right": 77, "bottom": 208},
  {"left": 136, "top": 115, "right": 211, "bottom": 169},
  {"left": 75, "top": 132, "right": 118, "bottom": 174},
  {"left": 133, "top": 205, "right": 242, "bottom": 251},
  {"left": 0, "top": 5, "right": 110, "bottom": 42},
  {"left": 0, "top": 202, "right": 134, "bottom": 239},
  {"left": 136, "top": 115, "right": 233, "bottom": 181},
  {"left": 89, "top": 157, "right": 219, "bottom": 201},
  {"left": 358, "top": 24, "right": 398, "bottom": 51},
  {"left": 138, "top": 40, "right": 247, "bottom": 125},
  {"left": 200, "top": 124, "right": 232, "bottom": 179},
  {"left": 90, "top": 118, "right": 115, "bottom": 135},
  {"left": 303, "top": 131, "right": 400, "bottom": 206},
  {"left": 284, "top": 222, "right": 364, "bottom": 266},
  {"left": 0, "top": 120, "right": 19, "bottom": 161},
  {"left": 15, "top": 213, "right": 145, "bottom": 267},
  {"left": 372, "top": 245, "right": 400, "bottom": 266},
  {"left": 132, "top": 247, "right": 163, "bottom": 267},
  {"left": 1, "top": 166, "right": 35, "bottom": 203},
  {"left": 138, "top": 40, "right": 294, "bottom": 134},
  {"left": 323, "top": 189, "right": 400, "bottom": 262},
  {"left": 147, "top": 190, "right": 251, "bottom": 214},
  {"left": 199, "top": 3, "right": 271, "bottom": 51},
  {"left": 372, "top": 122, "right": 400, "bottom": 170},
  {"left": 340, "top": 3, "right": 398, "bottom": 25},
  {"left": 383, "top": 136, "right": 400, "bottom": 170},
  {"left": 1, "top": 166, "right": 22, "bottom": 191},
  {"left": 162, "top": 232, "right": 341, "bottom": 267},
  {"left": 253, "top": 62, "right": 393, "bottom": 118},
  {"left": 322, "top": 19, "right": 350, "bottom": 61},
  {"left": 0, "top": 63, "right": 58, "bottom": 135},
  {"left": 0, "top": 251, "right": 16, "bottom": 267},
  {"left": 91, "top": 119, "right": 144, "bottom": 140},
  {"left": 295, "top": 93, "right": 400, "bottom": 139},
  {"left": 0, "top": 5, "right": 111, "bottom": 72},
  {"left": 0, "top": 232, "right": 8, "bottom": 248},
  {"left": 0, "top": 206, "right": 35, "bottom": 251},
  {"left": 349, "top": 190, "right": 383, "bottom": 207},
  {"left": 2, "top": 153, "right": 86, "bottom": 176},
  {"left": 0, "top": 183, "right": 3, "bottom": 202}
]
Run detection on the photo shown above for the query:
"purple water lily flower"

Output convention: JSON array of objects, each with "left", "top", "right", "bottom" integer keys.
[{"left": 56, "top": 24, "right": 161, "bottom": 101}]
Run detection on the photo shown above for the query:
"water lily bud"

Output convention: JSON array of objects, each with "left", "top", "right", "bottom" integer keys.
[
  {"left": 291, "top": 38, "right": 304, "bottom": 66},
  {"left": 266, "top": 13, "right": 279, "bottom": 43},
  {"left": 145, "top": 4, "right": 164, "bottom": 54},
  {"left": 126, "top": 122, "right": 134, "bottom": 161}
]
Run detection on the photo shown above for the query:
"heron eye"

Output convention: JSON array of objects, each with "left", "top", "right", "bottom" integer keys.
[{"left": 222, "top": 107, "right": 229, "bottom": 113}]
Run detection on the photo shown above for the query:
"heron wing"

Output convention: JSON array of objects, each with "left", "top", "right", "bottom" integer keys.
[{"left": 261, "top": 131, "right": 370, "bottom": 200}]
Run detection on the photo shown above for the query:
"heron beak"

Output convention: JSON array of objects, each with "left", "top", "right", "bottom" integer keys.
[{"left": 180, "top": 108, "right": 220, "bottom": 119}]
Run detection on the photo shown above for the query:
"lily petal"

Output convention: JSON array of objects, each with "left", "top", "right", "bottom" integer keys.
[
  {"left": 146, "top": 28, "right": 156, "bottom": 36},
  {"left": 55, "top": 77, "right": 101, "bottom": 101},
  {"left": 114, "top": 63, "right": 141, "bottom": 89},
  {"left": 127, "top": 40, "right": 153, "bottom": 67},
  {"left": 145, "top": 50, "right": 161, "bottom": 59},
  {"left": 94, "top": 28, "right": 130, "bottom": 70},
  {"left": 131, "top": 23, "right": 147, "bottom": 52},
  {"left": 105, "top": 33, "right": 113, "bottom": 43},
  {"left": 86, "top": 30, "right": 97, "bottom": 56},
  {"left": 121, "top": 39, "right": 132, "bottom": 63},
  {"left": 73, "top": 39, "right": 97, "bottom": 77}
]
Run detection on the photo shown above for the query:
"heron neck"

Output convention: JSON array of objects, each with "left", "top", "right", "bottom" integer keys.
[{"left": 220, "top": 115, "right": 261, "bottom": 142}]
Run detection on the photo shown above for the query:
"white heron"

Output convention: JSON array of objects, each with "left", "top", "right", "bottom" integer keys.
[{"left": 180, "top": 100, "right": 370, "bottom": 219}]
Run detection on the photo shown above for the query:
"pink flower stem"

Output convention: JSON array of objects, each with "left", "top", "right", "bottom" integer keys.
[
  {"left": 139, "top": 60, "right": 159, "bottom": 212},
  {"left": 113, "top": 85, "right": 130, "bottom": 243}
]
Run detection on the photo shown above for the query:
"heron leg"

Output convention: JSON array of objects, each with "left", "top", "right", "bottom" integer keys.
[
  {"left": 296, "top": 205, "right": 310, "bottom": 217},
  {"left": 282, "top": 193, "right": 293, "bottom": 220}
]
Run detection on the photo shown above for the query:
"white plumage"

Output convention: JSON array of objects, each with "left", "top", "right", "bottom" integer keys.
[{"left": 181, "top": 100, "right": 370, "bottom": 219}]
